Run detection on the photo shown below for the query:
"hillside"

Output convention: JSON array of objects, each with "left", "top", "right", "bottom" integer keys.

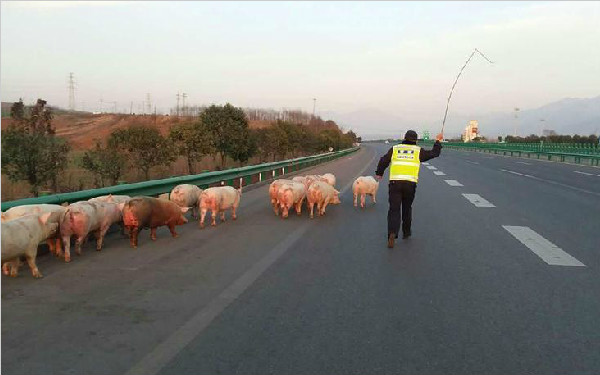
[{"left": 1, "top": 112, "right": 290, "bottom": 150}]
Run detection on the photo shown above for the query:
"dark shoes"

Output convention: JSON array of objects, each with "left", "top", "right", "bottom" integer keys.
[
  {"left": 402, "top": 231, "right": 411, "bottom": 239},
  {"left": 387, "top": 233, "right": 395, "bottom": 248}
]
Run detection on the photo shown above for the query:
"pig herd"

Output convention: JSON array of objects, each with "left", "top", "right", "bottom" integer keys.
[{"left": 1, "top": 173, "right": 379, "bottom": 279}]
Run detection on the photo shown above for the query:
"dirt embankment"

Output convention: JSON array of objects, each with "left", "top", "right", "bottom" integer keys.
[{"left": 1, "top": 113, "right": 270, "bottom": 150}]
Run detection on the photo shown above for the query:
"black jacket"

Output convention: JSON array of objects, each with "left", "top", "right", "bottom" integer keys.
[{"left": 375, "top": 140, "right": 442, "bottom": 177}]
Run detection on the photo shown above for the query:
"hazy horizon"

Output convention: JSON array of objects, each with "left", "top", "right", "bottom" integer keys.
[{"left": 1, "top": 1, "right": 599, "bottom": 137}]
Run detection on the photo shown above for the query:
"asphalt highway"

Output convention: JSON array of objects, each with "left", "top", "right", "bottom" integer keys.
[{"left": 2, "top": 143, "right": 599, "bottom": 375}]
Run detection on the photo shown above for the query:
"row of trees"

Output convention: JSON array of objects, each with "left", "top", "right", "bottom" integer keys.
[
  {"left": 2, "top": 100, "right": 358, "bottom": 196},
  {"left": 503, "top": 134, "right": 599, "bottom": 144},
  {"left": 83, "top": 104, "right": 357, "bottom": 187}
]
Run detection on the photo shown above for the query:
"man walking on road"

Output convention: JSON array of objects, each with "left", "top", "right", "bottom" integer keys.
[{"left": 375, "top": 130, "right": 443, "bottom": 248}]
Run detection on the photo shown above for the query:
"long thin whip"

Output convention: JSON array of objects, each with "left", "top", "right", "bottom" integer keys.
[{"left": 441, "top": 48, "right": 494, "bottom": 135}]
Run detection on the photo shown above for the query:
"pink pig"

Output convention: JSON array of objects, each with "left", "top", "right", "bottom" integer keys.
[
  {"left": 59, "top": 201, "right": 124, "bottom": 262},
  {"left": 277, "top": 182, "right": 306, "bottom": 219},
  {"left": 198, "top": 186, "right": 241, "bottom": 228},
  {"left": 269, "top": 179, "right": 294, "bottom": 215},
  {"left": 169, "top": 184, "right": 202, "bottom": 219},
  {"left": 306, "top": 181, "right": 341, "bottom": 219},
  {"left": 352, "top": 176, "right": 379, "bottom": 208},
  {"left": 320, "top": 173, "right": 336, "bottom": 186}
]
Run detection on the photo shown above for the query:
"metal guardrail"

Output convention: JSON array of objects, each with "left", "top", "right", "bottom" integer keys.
[
  {"left": 419, "top": 141, "right": 600, "bottom": 166},
  {"left": 1, "top": 147, "right": 360, "bottom": 211}
]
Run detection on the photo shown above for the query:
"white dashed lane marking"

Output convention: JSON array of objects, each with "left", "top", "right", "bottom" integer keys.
[
  {"left": 422, "top": 162, "right": 430, "bottom": 166},
  {"left": 503, "top": 226, "right": 585, "bottom": 267},
  {"left": 462, "top": 193, "right": 495, "bottom": 207},
  {"left": 574, "top": 171, "right": 593, "bottom": 176},
  {"left": 433, "top": 171, "right": 446, "bottom": 176},
  {"left": 426, "top": 166, "right": 437, "bottom": 170},
  {"left": 508, "top": 171, "right": 523, "bottom": 176},
  {"left": 445, "top": 180, "right": 463, "bottom": 186},
  {"left": 465, "top": 160, "right": 480, "bottom": 165},
  {"left": 516, "top": 161, "right": 531, "bottom": 165}
]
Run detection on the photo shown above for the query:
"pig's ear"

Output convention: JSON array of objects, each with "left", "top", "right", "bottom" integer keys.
[
  {"left": 181, "top": 207, "right": 190, "bottom": 213},
  {"left": 61, "top": 202, "right": 69, "bottom": 207},
  {"left": 38, "top": 212, "right": 52, "bottom": 225},
  {"left": 1, "top": 213, "right": 7, "bottom": 222},
  {"left": 118, "top": 203, "right": 125, "bottom": 211},
  {"left": 334, "top": 189, "right": 340, "bottom": 195}
]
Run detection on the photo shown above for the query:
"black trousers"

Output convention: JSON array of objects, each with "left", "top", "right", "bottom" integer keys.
[{"left": 387, "top": 180, "right": 417, "bottom": 238}]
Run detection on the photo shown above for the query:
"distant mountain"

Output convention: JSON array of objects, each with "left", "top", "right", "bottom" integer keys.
[
  {"left": 324, "top": 96, "right": 600, "bottom": 140},
  {"left": 472, "top": 96, "right": 600, "bottom": 138}
]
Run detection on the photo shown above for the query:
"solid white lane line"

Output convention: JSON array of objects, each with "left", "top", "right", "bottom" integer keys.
[
  {"left": 426, "top": 166, "right": 437, "bottom": 170},
  {"left": 445, "top": 180, "right": 463, "bottom": 186},
  {"left": 516, "top": 161, "right": 531, "bottom": 165},
  {"left": 433, "top": 171, "right": 446, "bottom": 176},
  {"left": 524, "top": 174, "right": 535, "bottom": 178},
  {"left": 508, "top": 171, "right": 523, "bottom": 176},
  {"left": 462, "top": 193, "right": 495, "bottom": 207},
  {"left": 574, "top": 171, "right": 593, "bottom": 176},
  {"left": 502, "top": 226, "right": 585, "bottom": 267}
]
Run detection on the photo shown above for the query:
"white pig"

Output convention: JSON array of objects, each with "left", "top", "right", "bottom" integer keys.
[
  {"left": 291, "top": 176, "right": 306, "bottom": 185},
  {"left": 306, "top": 181, "right": 341, "bottom": 219},
  {"left": 1, "top": 204, "right": 66, "bottom": 256},
  {"left": 59, "top": 201, "right": 124, "bottom": 262},
  {"left": 169, "top": 184, "right": 202, "bottom": 219},
  {"left": 320, "top": 173, "right": 336, "bottom": 186},
  {"left": 89, "top": 194, "right": 131, "bottom": 206},
  {"left": 277, "top": 182, "right": 306, "bottom": 219},
  {"left": 352, "top": 176, "right": 379, "bottom": 208},
  {"left": 1, "top": 212, "right": 58, "bottom": 278},
  {"left": 199, "top": 186, "right": 242, "bottom": 228},
  {"left": 269, "top": 179, "right": 294, "bottom": 215}
]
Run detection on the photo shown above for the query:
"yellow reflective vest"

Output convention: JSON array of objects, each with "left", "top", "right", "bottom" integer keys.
[{"left": 389, "top": 144, "right": 421, "bottom": 182}]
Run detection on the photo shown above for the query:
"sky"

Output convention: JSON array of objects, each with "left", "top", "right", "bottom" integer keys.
[{"left": 1, "top": 1, "right": 599, "bottom": 136}]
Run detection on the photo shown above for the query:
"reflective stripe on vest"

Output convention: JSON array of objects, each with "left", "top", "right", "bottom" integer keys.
[{"left": 389, "top": 144, "right": 421, "bottom": 182}]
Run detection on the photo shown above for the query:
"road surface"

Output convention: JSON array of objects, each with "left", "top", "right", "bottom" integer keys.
[{"left": 2, "top": 143, "right": 599, "bottom": 375}]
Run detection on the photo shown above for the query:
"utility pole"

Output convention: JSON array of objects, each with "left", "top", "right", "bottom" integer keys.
[
  {"left": 146, "top": 93, "right": 152, "bottom": 115},
  {"left": 68, "top": 72, "right": 76, "bottom": 111},
  {"left": 513, "top": 107, "right": 520, "bottom": 137},
  {"left": 130, "top": 101, "right": 133, "bottom": 115},
  {"left": 176, "top": 92, "right": 181, "bottom": 117},
  {"left": 312, "top": 98, "right": 316, "bottom": 118},
  {"left": 182, "top": 93, "right": 188, "bottom": 116}
]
